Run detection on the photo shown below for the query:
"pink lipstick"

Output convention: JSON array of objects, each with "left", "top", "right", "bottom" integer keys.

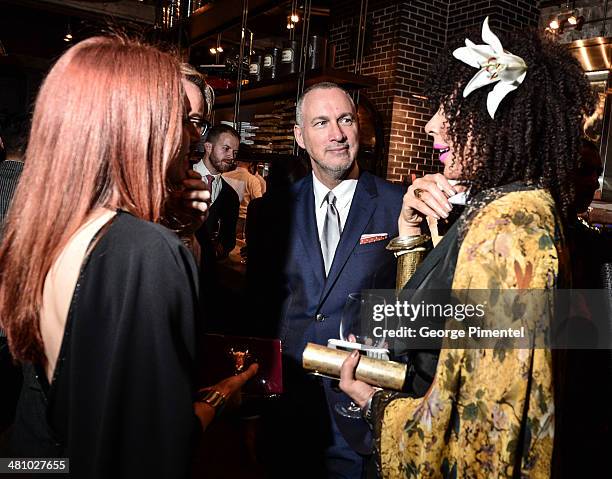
[{"left": 433, "top": 143, "right": 451, "bottom": 164}]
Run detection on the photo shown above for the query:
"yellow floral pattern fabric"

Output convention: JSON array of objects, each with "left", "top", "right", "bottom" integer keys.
[{"left": 376, "top": 189, "right": 560, "bottom": 479}]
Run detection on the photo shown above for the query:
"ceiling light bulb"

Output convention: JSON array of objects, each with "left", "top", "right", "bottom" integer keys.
[
  {"left": 217, "top": 46, "right": 223, "bottom": 53},
  {"left": 64, "top": 37, "right": 70, "bottom": 42},
  {"left": 290, "top": 14, "right": 299, "bottom": 23},
  {"left": 568, "top": 14, "right": 577, "bottom": 25},
  {"left": 550, "top": 19, "right": 560, "bottom": 30},
  {"left": 66, "top": 33, "right": 73, "bottom": 39},
  {"left": 286, "top": 22, "right": 294, "bottom": 29},
  {"left": 209, "top": 47, "right": 217, "bottom": 54}
]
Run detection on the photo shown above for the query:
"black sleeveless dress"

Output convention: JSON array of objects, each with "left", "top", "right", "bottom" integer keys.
[{"left": 11, "top": 212, "right": 201, "bottom": 479}]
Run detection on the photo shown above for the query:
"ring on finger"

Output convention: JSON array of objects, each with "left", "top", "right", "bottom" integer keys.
[{"left": 413, "top": 188, "right": 425, "bottom": 200}]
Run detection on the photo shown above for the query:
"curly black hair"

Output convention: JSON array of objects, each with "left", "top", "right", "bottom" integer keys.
[{"left": 424, "top": 27, "right": 596, "bottom": 222}]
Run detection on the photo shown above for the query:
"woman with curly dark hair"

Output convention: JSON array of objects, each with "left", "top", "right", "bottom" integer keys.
[{"left": 340, "top": 18, "right": 596, "bottom": 478}]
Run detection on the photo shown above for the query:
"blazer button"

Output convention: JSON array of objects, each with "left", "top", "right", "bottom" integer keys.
[{"left": 315, "top": 313, "right": 326, "bottom": 322}]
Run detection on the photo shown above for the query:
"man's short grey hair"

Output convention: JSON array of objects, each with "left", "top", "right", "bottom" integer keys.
[{"left": 295, "top": 82, "right": 355, "bottom": 126}]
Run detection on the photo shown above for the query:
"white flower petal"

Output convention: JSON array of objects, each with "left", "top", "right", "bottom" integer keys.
[
  {"left": 497, "top": 64, "right": 527, "bottom": 83},
  {"left": 454, "top": 16, "right": 528, "bottom": 116},
  {"left": 481, "top": 16, "right": 504, "bottom": 55},
  {"left": 453, "top": 46, "right": 482, "bottom": 68},
  {"left": 463, "top": 69, "right": 499, "bottom": 98},
  {"left": 465, "top": 39, "right": 497, "bottom": 62},
  {"left": 496, "top": 52, "right": 527, "bottom": 69},
  {"left": 487, "top": 81, "right": 518, "bottom": 118}
]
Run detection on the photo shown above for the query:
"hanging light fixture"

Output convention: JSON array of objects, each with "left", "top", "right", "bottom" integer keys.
[
  {"left": 211, "top": 33, "right": 223, "bottom": 60},
  {"left": 64, "top": 23, "right": 73, "bottom": 42},
  {"left": 286, "top": 8, "right": 299, "bottom": 29},
  {"left": 566, "top": 0, "right": 578, "bottom": 25},
  {"left": 545, "top": 2, "right": 585, "bottom": 36}
]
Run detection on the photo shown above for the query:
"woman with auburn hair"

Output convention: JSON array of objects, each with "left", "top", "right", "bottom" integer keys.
[
  {"left": 0, "top": 36, "right": 254, "bottom": 477},
  {"left": 340, "top": 19, "right": 596, "bottom": 478}
]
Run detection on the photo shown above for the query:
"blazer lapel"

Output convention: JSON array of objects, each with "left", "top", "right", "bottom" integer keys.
[
  {"left": 295, "top": 176, "right": 326, "bottom": 279},
  {"left": 318, "top": 172, "right": 377, "bottom": 304}
]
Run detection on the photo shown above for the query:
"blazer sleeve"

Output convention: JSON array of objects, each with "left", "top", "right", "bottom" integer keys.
[
  {"left": 219, "top": 183, "right": 239, "bottom": 255},
  {"left": 63, "top": 226, "right": 200, "bottom": 479}
]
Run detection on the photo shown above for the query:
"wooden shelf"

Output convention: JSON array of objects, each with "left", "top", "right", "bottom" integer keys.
[{"left": 215, "top": 67, "right": 377, "bottom": 108}]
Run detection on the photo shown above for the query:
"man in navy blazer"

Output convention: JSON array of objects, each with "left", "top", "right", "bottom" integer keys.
[{"left": 253, "top": 82, "right": 404, "bottom": 478}]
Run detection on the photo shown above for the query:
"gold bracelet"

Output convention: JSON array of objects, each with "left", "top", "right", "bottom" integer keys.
[
  {"left": 386, "top": 235, "right": 430, "bottom": 253},
  {"left": 196, "top": 388, "right": 227, "bottom": 417}
]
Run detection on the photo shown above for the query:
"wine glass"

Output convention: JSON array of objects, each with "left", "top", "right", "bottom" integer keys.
[
  {"left": 339, "top": 293, "right": 388, "bottom": 348},
  {"left": 335, "top": 292, "right": 387, "bottom": 419}
]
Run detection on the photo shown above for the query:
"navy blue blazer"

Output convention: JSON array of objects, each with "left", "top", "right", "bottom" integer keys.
[
  {"left": 278, "top": 171, "right": 404, "bottom": 365},
  {"left": 246, "top": 170, "right": 404, "bottom": 466}
]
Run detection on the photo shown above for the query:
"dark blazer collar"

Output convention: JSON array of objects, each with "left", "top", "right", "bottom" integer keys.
[
  {"left": 294, "top": 175, "right": 326, "bottom": 279},
  {"left": 219, "top": 176, "right": 230, "bottom": 189}
]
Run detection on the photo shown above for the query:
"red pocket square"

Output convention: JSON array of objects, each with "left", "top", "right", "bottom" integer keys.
[{"left": 359, "top": 233, "right": 388, "bottom": 245}]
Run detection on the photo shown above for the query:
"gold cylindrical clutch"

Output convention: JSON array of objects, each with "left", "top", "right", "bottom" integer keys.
[
  {"left": 302, "top": 343, "right": 407, "bottom": 391},
  {"left": 395, "top": 248, "right": 427, "bottom": 293},
  {"left": 386, "top": 235, "right": 430, "bottom": 294}
]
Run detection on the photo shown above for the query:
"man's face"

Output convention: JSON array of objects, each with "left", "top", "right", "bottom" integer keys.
[
  {"left": 206, "top": 132, "right": 239, "bottom": 174},
  {"left": 168, "top": 80, "right": 205, "bottom": 186},
  {"left": 294, "top": 87, "right": 359, "bottom": 182},
  {"left": 183, "top": 79, "right": 207, "bottom": 164}
]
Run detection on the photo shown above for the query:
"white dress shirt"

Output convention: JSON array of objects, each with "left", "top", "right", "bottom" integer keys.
[
  {"left": 193, "top": 160, "right": 222, "bottom": 204},
  {"left": 312, "top": 172, "right": 358, "bottom": 242}
]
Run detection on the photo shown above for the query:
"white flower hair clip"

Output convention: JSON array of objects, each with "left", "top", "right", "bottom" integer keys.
[{"left": 452, "top": 16, "right": 527, "bottom": 119}]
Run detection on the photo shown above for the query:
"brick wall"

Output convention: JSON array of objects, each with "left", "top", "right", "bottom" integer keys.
[
  {"left": 330, "top": 0, "right": 402, "bottom": 177},
  {"left": 447, "top": 0, "right": 540, "bottom": 38},
  {"left": 386, "top": 0, "right": 447, "bottom": 183},
  {"left": 329, "top": 0, "right": 541, "bottom": 183}
]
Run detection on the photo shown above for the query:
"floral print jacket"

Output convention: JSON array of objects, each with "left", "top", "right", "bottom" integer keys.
[{"left": 371, "top": 185, "right": 563, "bottom": 479}]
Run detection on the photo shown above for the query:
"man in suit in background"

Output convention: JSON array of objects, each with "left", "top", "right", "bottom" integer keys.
[
  {"left": 193, "top": 124, "right": 240, "bottom": 333},
  {"left": 194, "top": 124, "right": 240, "bottom": 262},
  {"left": 254, "top": 82, "right": 404, "bottom": 478}
]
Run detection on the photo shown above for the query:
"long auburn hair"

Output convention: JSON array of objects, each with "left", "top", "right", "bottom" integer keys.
[{"left": 0, "top": 36, "right": 185, "bottom": 364}]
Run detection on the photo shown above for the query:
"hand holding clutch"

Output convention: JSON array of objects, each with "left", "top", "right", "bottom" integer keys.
[
  {"left": 339, "top": 350, "right": 377, "bottom": 409},
  {"left": 302, "top": 343, "right": 407, "bottom": 391}
]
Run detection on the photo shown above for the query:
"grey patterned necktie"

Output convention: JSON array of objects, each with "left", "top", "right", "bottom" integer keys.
[{"left": 321, "top": 191, "right": 342, "bottom": 276}]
